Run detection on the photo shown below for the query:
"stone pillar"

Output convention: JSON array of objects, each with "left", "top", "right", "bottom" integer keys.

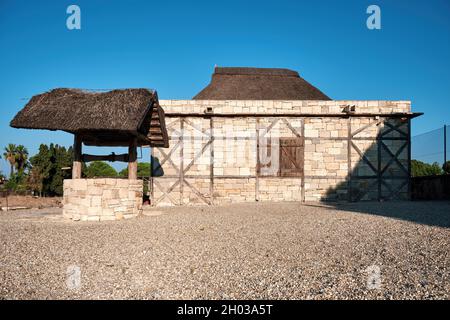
[
  {"left": 72, "top": 134, "right": 82, "bottom": 179},
  {"left": 128, "top": 137, "right": 138, "bottom": 179}
]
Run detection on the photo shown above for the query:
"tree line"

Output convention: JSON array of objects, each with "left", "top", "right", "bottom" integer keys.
[
  {"left": 1, "top": 143, "right": 448, "bottom": 196},
  {"left": 411, "top": 160, "right": 450, "bottom": 177},
  {"left": 1, "top": 143, "right": 150, "bottom": 196}
]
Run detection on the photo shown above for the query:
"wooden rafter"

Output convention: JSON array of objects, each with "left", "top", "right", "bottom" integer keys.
[{"left": 351, "top": 119, "right": 381, "bottom": 137}]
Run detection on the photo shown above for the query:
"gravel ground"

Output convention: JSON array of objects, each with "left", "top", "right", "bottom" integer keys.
[{"left": 0, "top": 201, "right": 449, "bottom": 300}]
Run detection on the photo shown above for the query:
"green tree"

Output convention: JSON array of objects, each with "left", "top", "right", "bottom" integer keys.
[
  {"left": 15, "top": 145, "right": 29, "bottom": 172},
  {"left": 5, "top": 171, "right": 27, "bottom": 192},
  {"left": 119, "top": 162, "right": 151, "bottom": 177},
  {"left": 50, "top": 144, "right": 73, "bottom": 195},
  {"left": 85, "top": 161, "right": 117, "bottom": 178},
  {"left": 411, "top": 160, "right": 443, "bottom": 177},
  {"left": 29, "top": 143, "right": 73, "bottom": 196},
  {"left": 443, "top": 161, "right": 450, "bottom": 174},
  {"left": 3, "top": 143, "right": 17, "bottom": 175}
]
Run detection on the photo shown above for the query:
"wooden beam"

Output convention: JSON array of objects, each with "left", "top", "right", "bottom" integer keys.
[
  {"left": 72, "top": 134, "right": 82, "bottom": 179},
  {"left": 165, "top": 112, "right": 424, "bottom": 119},
  {"left": 82, "top": 153, "right": 129, "bottom": 163},
  {"left": 351, "top": 141, "right": 378, "bottom": 174},
  {"left": 347, "top": 119, "right": 352, "bottom": 201},
  {"left": 301, "top": 118, "right": 305, "bottom": 202},
  {"left": 210, "top": 117, "right": 214, "bottom": 205},
  {"left": 377, "top": 134, "right": 382, "bottom": 201},
  {"left": 128, "top": 137, "right": 138, "bottom": 180},
  {"left": 255, "top": 119, "right": 260, "bottom": 201},
  {"left": 180, "top": 119, "right": 184, "bottom": 205},
  {"left": 408, "top": 120, "right": 412, "bottom": 200},
  {"left": 183, "top": 178, "right": 210, "bottom": 205},
  {"left": 152, "top": 179, "right": 180, "bottom": 206}
]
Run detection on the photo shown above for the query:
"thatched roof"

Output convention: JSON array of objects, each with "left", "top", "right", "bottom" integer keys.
[
  {"left": 193, "top": 67, "right": 330, "bottom": 100},
  {"left": 10, "top": 88, "right": 169, "bottom": 147}
]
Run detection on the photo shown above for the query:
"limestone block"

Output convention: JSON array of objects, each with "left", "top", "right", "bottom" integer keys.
[
  {"left": 90, "top": 196, "right": 102, "bottom": 207},
  {"left": 93, "top": 179, "right": 106, "bottom": 186},
  {"left": 116, "top": 179, "right": 129, "bottom": 188},
  {"left": 72, "top": 179, "right": 87, "bottom": 191},
  {"left": 114, "top": 206, "right": 127, "bottom": 212},
  {"left": 105, "top": 179, "right": 117, "bottom": 186},
  {"left": 119, "top": 188, "right": 129, "bottom": 198},
  {"left": 87, "top": 206, "right": 102, "bottom": 216}
]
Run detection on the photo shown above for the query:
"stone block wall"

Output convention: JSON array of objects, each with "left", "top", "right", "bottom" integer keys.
[
  {"left": 159, "top": 100, "right": 411, "bottom": 115},
  {"left": 150, "top": 100, "right": 412, "bottom": 206},
  {"left": 63, "top": 179, "right": 143, "bottom": 221}
]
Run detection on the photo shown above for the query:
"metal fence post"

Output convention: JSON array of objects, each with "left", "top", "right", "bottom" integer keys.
[{"left": 444, "top": 125, "right": 447, "bottom": 164}]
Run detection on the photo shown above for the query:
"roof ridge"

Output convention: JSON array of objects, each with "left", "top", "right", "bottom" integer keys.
[{"left": 214, "top": 67, "right": 299, "bottom": 77}]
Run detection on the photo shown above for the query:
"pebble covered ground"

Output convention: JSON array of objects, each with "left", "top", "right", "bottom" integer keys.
[{"left": 0, "top": 201, "right": 449, "bottom": 299}]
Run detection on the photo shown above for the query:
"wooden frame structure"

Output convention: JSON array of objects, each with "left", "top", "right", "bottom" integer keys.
[
  {"left": 72, "top": 134, "right": 139, "bottom": 180},
  {"left": 150, "top": 111, "right": 421, "bottom": 206}
]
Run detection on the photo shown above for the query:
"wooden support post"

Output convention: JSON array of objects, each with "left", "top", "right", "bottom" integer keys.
[
  {"left": 72, "top": 134, "right": 82, "bottom": 179},
  {"left": 444, "top": 124, "right": 447, "bottom": 165},
  {"left": 209, "top": 117, "right": 214, "bottom": 205},
  {"left": 347, "top": 118, "right": 352, "bottom": 201},
  {"left": 150, "top": 147, "right": 154, "bottom": 205},
  {"left": 255, "top": 119, "right": 260, "bottom": 202},
  {"left": 180, "top": 119, "right": 184, "bottom": 205},
  {"left": 128, "top": 137, "right": 138, "bottom": 180},
  {"left": 301, "top": 118, "right": 305, "bottom": 202},
  {"left": 408, "top": 120, "right": 412, "bottom": 200},
  {"left": 377, "top": 135, "right": 382, "bottom": 201}
]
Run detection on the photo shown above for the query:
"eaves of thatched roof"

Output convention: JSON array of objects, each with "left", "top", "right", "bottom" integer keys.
[
  {"left": 10, "top": 88, "right": 169, "bottom": 147},
  {"left": 193, "top": 67, "right": 330, "bottom": 100}
]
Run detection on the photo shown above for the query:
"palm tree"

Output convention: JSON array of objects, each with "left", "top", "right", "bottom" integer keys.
[
  {"left": 15, "top": 145, "right": 29, "bottom": 172},
  {"left": 3, "top": 144, "right": 17, "bottom": 175}
]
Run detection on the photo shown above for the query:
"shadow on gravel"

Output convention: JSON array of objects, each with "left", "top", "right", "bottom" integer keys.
[
  {"left": 317, "top": 119, "right": 450, "bottom": 228},
  {"left": 311, "top": 201, "right": 450, "bottom": 228}
]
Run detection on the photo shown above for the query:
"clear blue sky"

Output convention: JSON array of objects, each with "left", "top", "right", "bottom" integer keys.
[{"left": 1, "top": 0, "right": 449, "bottom": 174}]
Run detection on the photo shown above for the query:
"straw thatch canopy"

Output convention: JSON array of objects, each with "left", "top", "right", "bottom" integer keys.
[
  {"left": 193, "top": 67, "right": 330, "bottom": 100},
  {"left": 11, "top": 88, "right": 168, "bottom": 147}
]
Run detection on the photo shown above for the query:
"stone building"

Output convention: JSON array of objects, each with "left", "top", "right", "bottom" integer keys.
[
  {"left": 150, "top": 67, "right": 422, "bottom": 206},
  {"left": 10, "top": 67, "right": 423, "bottom": 219}
]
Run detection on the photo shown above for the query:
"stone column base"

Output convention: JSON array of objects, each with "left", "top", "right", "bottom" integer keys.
[{"left": 63, "top": 178, "right": 143, "bottom": 221}]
